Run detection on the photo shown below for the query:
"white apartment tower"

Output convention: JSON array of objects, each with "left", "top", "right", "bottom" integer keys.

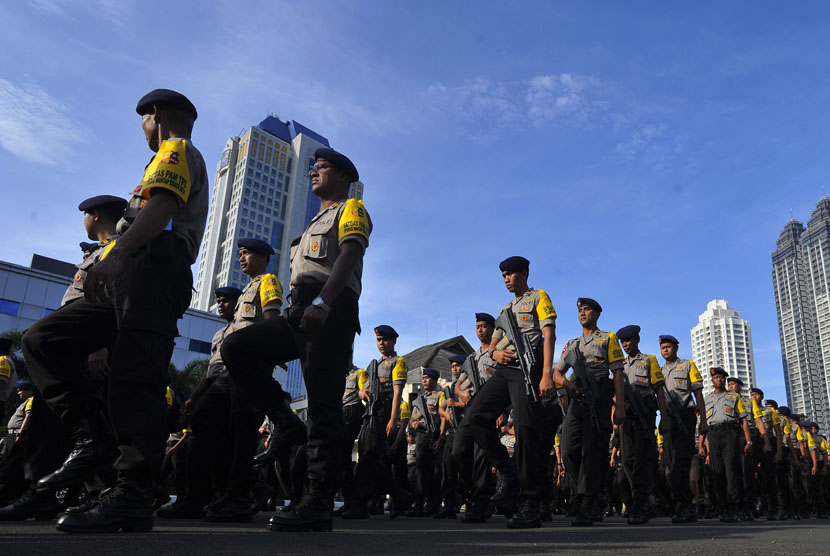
[
  {"left": 690, "top": 299, "right": 756, "bottom": 398},
  {"left": 772, "top": 199, "right": 830, "bottom": 425},
  {"left": 192, "top": 115, "right": 364, "bottom": 313}
]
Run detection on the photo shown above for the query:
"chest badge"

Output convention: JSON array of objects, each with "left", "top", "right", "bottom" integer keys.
[
  {"left": 521, "top": 314, "right": 528, "bottom": 322},
  {"left": 244, "top": 304, "right": 251, "bottom": 311},
  {"left": 74, "top": 272, "right": 82, "bottom": 282},
  {"left": 311, "top": 242, "right": 319, "bottom": 252}
]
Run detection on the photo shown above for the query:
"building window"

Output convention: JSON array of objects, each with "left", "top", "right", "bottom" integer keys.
[
  {"left": 188, "top": 339, "right": 211, "bottom": 355},
  {"left": 0, "top": 299, "right": 20, "bottom": 316}
]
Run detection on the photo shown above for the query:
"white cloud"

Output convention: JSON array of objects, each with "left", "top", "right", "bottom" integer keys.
[
  {"left": 615, "top": 122, "right": 675, "bottom": 169},
  {"left": 0, "top": 79, "right": 89, "bottom": 166}
]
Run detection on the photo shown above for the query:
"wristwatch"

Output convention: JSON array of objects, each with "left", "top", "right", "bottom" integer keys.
[{"left": 311, "top": 296, "right": 330, "bottom": 312}]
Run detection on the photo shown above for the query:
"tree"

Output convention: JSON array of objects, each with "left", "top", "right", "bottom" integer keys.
[{"left": 168, "top": 358, "right": 208, "bottom": 397}]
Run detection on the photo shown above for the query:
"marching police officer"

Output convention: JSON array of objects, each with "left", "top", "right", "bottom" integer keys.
[
  {"left": 408, "top": 368, "right": 444, "bottom": 517},
  {"left": 467, "top": 256, "right": 556, "bottom": 529},
  {"left": 334, "top": 364, "right": 366, "bottom": 516},
  {"left": 553, "top": 298, "right": 625, "bottom": 526},
  {"left": 616, "top": 324, "right": 665, "bottom": 525},
  {"left": 221, "top": 147, "right": 371, "bottom": 532},
  {"left": 435, "top": 354, "right": 466, "bottom": 518},
  {"left": 24, "top": 89, "right": 209, "bottom": 533},
  {"left": 657, "top": 334, "right": 708, "bottom": 524},
  {"left": 750, "top": 387, "right": 782, "bottom": 520},
  {"left": 704, "top": 367, "right": 751, "bottom": 522}
]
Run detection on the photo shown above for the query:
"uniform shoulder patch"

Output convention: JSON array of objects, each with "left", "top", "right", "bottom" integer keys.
[
  {"left": 338, "top": 198, "right": 371, "bottom": 246},
  {"left": 140, "top": 139, "right": 191, "bottom": 202}
]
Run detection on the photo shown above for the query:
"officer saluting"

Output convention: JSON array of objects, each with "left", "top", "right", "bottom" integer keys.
[{"left": 220, "top": 147, "right": 371, "bottom": 533}]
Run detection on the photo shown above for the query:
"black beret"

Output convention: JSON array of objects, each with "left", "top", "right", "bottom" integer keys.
[
  {"left": 499, "top": 256, "right": 529, "bottom": 273},
  {"left": 0, "top": 338, "right": 12, "bottom": 350},
  {"left": 448, "top": 355, "right": 466, "bottom": 364},
  {"left": 14, "top": 380, "right": 33, "bottom": 390},
  {"left": 475, "top": 312, "right": 495, "bottom": 325},
  {"left": 765, "top": 399, "right": 778, "bottom": 409},
  {"left": 577, "top": 297, "right": 602, "bottom": 313},
  {"left": 709, "top": 367, "right": 727, "bottom": 377},
  {"left": 374, "top": 325, "right": 398, "bottom": 338},
  {"left": 750, "top": 387, "right": 764, "bottom": 396},
  {"left": 423, "top": 368, "right": 439, "bottom": 379},
  {"left": 237, "top": 238, "right": 274, "bottom": 255},
  {"left": 78, "top": 195, "right": 128, "bottom": 212},
  {"left": 658, "top": 334, "right": 679, "bottom": 346},
  {"left": 214, "top": 286, "right": 243, "bottom": 300},
  {"left": 777, "top": 406, "right": 791, "bottom": 417},
  {"left": 80, "top": 242, "right": 98, "bottom": 253},
  {"left": 790, "top": 413, "right": 801, "bottom": 421},
  {"left": 314, "top": 148, "right": 359, "bottom": 182},
  {"left": 726, "top": 376, "right": 744, "bottom": 386},
  {"left": 616, "top": 325, "right": 640, "bottom": 339},
  {"left": 136, "top": 89, "right": 197, "bottom": 120}
]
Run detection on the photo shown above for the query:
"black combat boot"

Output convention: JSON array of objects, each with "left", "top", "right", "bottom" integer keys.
[
  {"left": 252, "top": 409, "right": 307, "bottom": 468},
  {"left": 56, "top": 476, "right": 154, "bottom": 533},
  {"left": 36, "top": 410, "right": 116, "bottom": 493},
  {"left": 627, "top": 501, "right": 649, "bottom": 525},
  {"left": 204, "top": 494, "right": 254, "bottom": 523},
  {"left": 268, "top": 486, "right": 333, "bottom": 532},
  {"left": 507, "top": 498, "right": 541, "bottom": 529},
  {"left": 490, "top": 469, "right": 518, "bottom": 504},
  {"left": 571, "top": 495, "right": 594, "bottom": 526},
  {"left": 0, "top": 488, "right": 59, "bottom": 521}
]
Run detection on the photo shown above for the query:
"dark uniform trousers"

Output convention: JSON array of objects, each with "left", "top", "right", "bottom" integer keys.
[
  {"left": 185, "top": 376, "right": 232, "bottom": 502},
  {"left": 561, "top": 378, "right": 613, "bottom": 499},
  {"left": 354, "top": 397, "right": 396, "bottom": 501},
  {"left": 414, "top": 426, "right": 440, "bottom": 507},
  {"left": 659, "top": 407, "right": 697, "bottom": 505},
  {"left": 338, "top": 403, "right": 364, "bottom": 501},
  {"left": 777, "top": 449, "right": 792, "bottom": 514},
  {"left": 452, "top": 412, "right": 495, "bottom": 507},
  {"left": 23, "top": 234, "right": 191, "bottom": 480},
  {"left": 707, "top": 424, "right": 741, "bottom": 510},
  {"left": 620, "top": 396, "right": 657, "bottom": 505},
  {"left": 221, "top": 286, "right": 358, "bottom": 500},
  {"left": 740, "top": 434, "right": 761, "bottom": 512},
  {"left": 757, "top": 435, "right": 778, "bottom": 513},
  {"left": 468, "top": 363, "right": 543, "bottom": 500},
  {"left": 538, "top": 399, "right": 563, "bottom": 508},
  {"left": 440, "top": 428, "right": 458, "bottom": 505}
]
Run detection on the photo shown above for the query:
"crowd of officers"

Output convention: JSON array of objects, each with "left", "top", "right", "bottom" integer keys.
[{"left": 0, "top": 88, "right": 827, "bottom": 534}]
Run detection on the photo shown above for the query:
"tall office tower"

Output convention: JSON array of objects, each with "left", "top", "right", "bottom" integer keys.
[
  {"left": 690, "top": 299, "right": 756, "bottom": 397},
  {"left": 772, "top": 199, "right": 830, "bottom": 425},
  {"left": 192, "top": 115, "right": 364, "bottom": 312}
]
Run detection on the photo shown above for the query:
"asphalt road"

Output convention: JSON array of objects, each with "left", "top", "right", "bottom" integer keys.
[{"left": 1, "top": 514, "right": 828, "bottom": 556}]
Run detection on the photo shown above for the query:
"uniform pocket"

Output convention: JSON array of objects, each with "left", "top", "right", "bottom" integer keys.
[{"left": 304, "top": 234, "right": 328, "bottom": 259}]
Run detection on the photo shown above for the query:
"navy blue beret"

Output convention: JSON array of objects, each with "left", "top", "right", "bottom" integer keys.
[
  {"left": 214, "top": 286, "right": 243, "bottom": 300},
  {"left": 616, "top": 325, "right": 640, "bottom": 339},
  {"left": 78, "top": 195, "right": 128, "bottom": 212},
  {"left": 374, "top": 325, "right": 398, "bottom": 338},
  {"left": 314, "top": 148, "right": 359, "bottom": 182},
  {"left": 475, "top": 312, "right": 495, "bottom": 326},
  {"left": 423, "top": 368, "right": 439, "bottom": 380},
  {"left": 237, "top": 238, "right": 274, "bottom": 255},
  {"left": 727, "top": 376, "right": 743, "bottom": 386},
  {"left": 800, "top": 419, "right": 818, "bottom": 430},
  {"left": 499, "top": 256, "right": 529, "bottom": 273},
  {"left": 577, "top": 297, "right": 602, "bottom": 313},
  {"left": 765, "top": 399, "right": 778, "bottom": 409},
  {"left": 658, "top": 334, "right": 679, "bottom": 346},
  {"left": 750, "top": 387, "right": 764, "bottom": 396},
  {"left": 15, "top": 380, "right": 33, "bottom": 390},
  {"left": 710, "top": 367, "right": 727, "bottom": 377},
  {"left": 80, "top": 242, "right": 98, "bottom": 252},
  {"left": 136, "top": 89, "right": 197, "bottom": 120},
  {"left": 777, "top": 406, "right": 791, "bottom": 417},
  {"left": 448, "top": 354, "right": 466, "bottom": 364}
]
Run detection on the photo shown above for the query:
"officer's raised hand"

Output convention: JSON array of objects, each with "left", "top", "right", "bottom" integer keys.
[{"left": 83, "top": 251, "right": 125, "bottom": 304}]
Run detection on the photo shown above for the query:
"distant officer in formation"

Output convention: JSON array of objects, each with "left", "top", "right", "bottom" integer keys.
[
  {"left": 408, "top": 368, "right": 444, "bottom": 516},
  {"left": 554, "top": 298, "right": 624, "bottom": 526},
  {"left": 435, "top": 354, "right": 465, "bottom": 518},
  {"left": 335, "top": 364, "right": 366, "bottom": 516}
]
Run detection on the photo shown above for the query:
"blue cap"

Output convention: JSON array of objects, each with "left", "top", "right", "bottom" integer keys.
[
  {"left": 423, "top": 368, "right": 439, "bottom": 380},
  {"left": 78, "top": 195, "right": 128, "bottom": 212},
  {"left": 237, "top": 238, "right": 274, "bottom": 255},
  {"left": 15, "top": 380, "right": 33, "bottom": 390},
  {"left": 710, "top": 367, "right": 727, "bottom": 377},
  {"left": 80, "top": 242, "right": 98, "bottom": 252},
  {"left": 616, "top": 325, "right": 640, "bottom": 339},
  {"left": 658, "top": 334, "right": 679, "bottom": 346},
  {"left": 475, "top": 312, "right": 495, "bottom": 326},
  {"left": 499, "top": 256, "right": 529, "bottom": 273},
  {"left": 777, "top": 406, "right": 791, "bottom": 417},
  {"left": 750, "top": 387, "right": 764, "bottom": 396},
  {"left": 577, "top": 298, "right": 602, "bottom": 313},
  {"left": 136, "top": 88, "right": 197, "bottom": 120},
  {"left": 314, "top": 148, "right": 359, "bottom": 182},
  {"left": 727, "top": 376, "right": 744, "bottom": 386},
  {"left": 766, "top": 399, "right": 778, "bottom": 409},
  {"left": 448, "top": 354, "right": 466, "bottom": 364},
  {"left": 374, "top": 325, "right": 398, "bottom": 338},
  {"left": 214, "top": 286, "right": 243, "bottom": 300}
]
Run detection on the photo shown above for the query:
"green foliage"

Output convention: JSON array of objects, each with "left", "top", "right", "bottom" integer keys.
[{"left": 168, "top": 358, "right": 208, "bottom": 397}]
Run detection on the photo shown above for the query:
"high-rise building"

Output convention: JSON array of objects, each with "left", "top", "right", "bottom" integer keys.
[
  {"left": 192, "top": 115, "right": 364, "bottom": 400},
  {"left": 192, "top": 115, "right": 364, "bottom": 312},
  {"left": 690, "top": 299, "right": 756, "bottom": 398},
  {"left": 772, "top": 198, "right": 830, "bottom": 425}
]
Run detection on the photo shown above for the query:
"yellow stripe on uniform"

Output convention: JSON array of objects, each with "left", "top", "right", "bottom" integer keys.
[
  {"left": 649, "top": 355, "right": 665, "bottom": 384},
  {"left": 606, "top": 331, "right": 624, "bottom": 363},
  {"left": 338, "top": 198, "right": 371, "bottom": 246},
  {"left": 535, "top": 289, "right": 557, "bottom": 320},
  {"left": 140, "top": 139, "right": 192, "bottom": 202},
  {"left": 392, "top": 357, "right": 408, "bottom": 382},
  {"left": 259, "top": 273, "right": 283, "bottom": 308},
  {"left": 689, "top": 361, "right": 703, "bottom": 383}
]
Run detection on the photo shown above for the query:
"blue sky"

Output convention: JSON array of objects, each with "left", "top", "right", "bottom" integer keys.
[{"left": 3, "top": 1, "right": 830, "bottom": 405}]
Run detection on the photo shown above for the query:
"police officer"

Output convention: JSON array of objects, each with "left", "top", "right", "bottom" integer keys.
[
  {"left": 221, "top": 147, "right": 371, "bottom": 533},
  {"left": 776, "top": 405, "right": 800, "bottom": 519},
  {"left": 657, "top": 334, "right": 707, "bottom": 524},
  {"left": 749, "top": 387, "right": 782, "bottom": 521},
  {"left": 452, "top": 313, "right": 498, "bottom": 523},
  {"left": 408, "top": 368, "right": 444, "bottom": 516},
  {"left": 345, "top": 325, "right": 408, "bottom": 519},
  {"left": 553, "top": 298, "right": 625, "bottom": 526},
  {"left": 703, "top": 367, "right": 751, "bottom": 522},
  {"left": 467, "top": 257, "right": 556, "bottom": 529},
  {"left": 334, "top": 364, "right": 367, "bottom": 516},
  {"left": 0, "top": 337, "right": 17, "bottom": 404},
  {"left": 23, "top": 89, "right": 209, "bottom": 533},
  {"left": 615, "top": 324, "right": 664, "bottom": 525},
  {"left": 435, "top": 354, "right": 466, "bottom": 518}
]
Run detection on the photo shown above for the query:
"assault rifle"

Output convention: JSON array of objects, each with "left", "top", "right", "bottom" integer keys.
[
  {"left": 460, "top": 353, "right": 481, "bottom": 395},
  {"left": 622, "top": 374, "right": 656, "bottom": 443},
  {"left": 660, "top": 382, "right": 691, "bottom": 438},
  {"left": 358, "top": 360, "right": 379, "bottom": 441},
  {"left": 414, "top": 389, "right": 437, "bottom": 438},
  {"left": 443, "top": 384, "right": 459, "bottom": 430},
  {"left": 566, "top": 343, "right": 602, "bottom": 433},
  {"left": 494, "top": 310, "right": 539, "bottom": 403}
]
